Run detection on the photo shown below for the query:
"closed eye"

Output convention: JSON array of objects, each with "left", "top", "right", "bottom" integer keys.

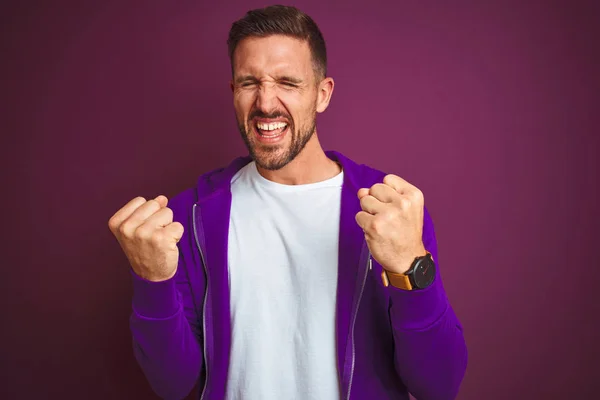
[
  {"left": 280, "top": 81, "right": 298, "bottom": 88},
  {"left": 240, "top": 82, "right": 257, "bottom": 87},
  {"left": 277, "top": 76, "right": 302, "bottom": 88}
]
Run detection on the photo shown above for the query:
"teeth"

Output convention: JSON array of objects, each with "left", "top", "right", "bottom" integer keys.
[{"left": 257, "top": 122, "right": 287, "bottom": 131}]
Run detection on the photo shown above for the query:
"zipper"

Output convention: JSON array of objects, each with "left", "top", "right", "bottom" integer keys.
[
  {"left": 192, "top": 204, "right": 210, "bottom": 400},
  {"left": 345, "top": 251, "right": 371, "bottom": 400}
]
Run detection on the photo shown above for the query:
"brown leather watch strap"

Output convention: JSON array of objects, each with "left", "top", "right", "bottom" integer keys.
[{"left": 381, "top": 269, "right": 413, "bottom": 291}]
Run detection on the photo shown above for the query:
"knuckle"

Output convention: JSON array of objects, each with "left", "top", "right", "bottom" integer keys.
[
  {"left": 413, "top": 188, "right": 424, "bottom": 202},
  {"left": 150, "top": 230, "right": 164, "bottom": 246},
  {"left": 118, "top": 221, "right": 131, "bottom": 237},
  {"left": 134, "top": 224, "right": 152, "bottom": 240},
  {"left": 359, "top": 196, "right": 368, "bottom": 207},
  {"left": 372, "top": 183, "right": 385, "bottom": 192},
  {"left": 383, "top": 174, "right": 397, "bottom": 184},
  {"left": 370, "top": 217, "right": 384, "bottom": 233},
  {"left": 107, "top": 217, "right": 118, "bottom": 233},
  {"left": 146, "top": 199, "right": 160, "bottom": 210}
]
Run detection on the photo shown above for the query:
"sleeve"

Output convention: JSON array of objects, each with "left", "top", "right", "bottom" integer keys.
[
  {"left": 388, "top": 206, "right": 468, "bottom": 400},
  {"left": 128, "top": 194, "right": 204, "bottom": 400}
]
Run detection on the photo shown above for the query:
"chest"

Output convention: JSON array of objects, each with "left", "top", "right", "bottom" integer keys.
[{"left": 230, "top": 187, "right": 341, "bottom": 258}]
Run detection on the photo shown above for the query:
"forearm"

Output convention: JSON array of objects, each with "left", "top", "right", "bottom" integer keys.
[
  {"left": 389, "top": 279, "right": 468, "bottom": 400},
  {"left": 129, "top": 273, "right": 203, "bottom": 400}
]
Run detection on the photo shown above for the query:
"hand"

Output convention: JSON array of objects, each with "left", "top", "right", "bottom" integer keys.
[
  {"left": 108, "top": 195, "right": 184, "bottom": 282},
  {"left": 355, "top": 174, "right": 427, "bottom": 274}
]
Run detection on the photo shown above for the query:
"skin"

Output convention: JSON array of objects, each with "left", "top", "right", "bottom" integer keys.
[
  {"left": 230, "top": 35, "right": 340, "bottom": 185},
  {"left": 108, "top": 34, "right": 427, "bottom": 282},
  {"left": 356, "top": 177, "right": 428, "bottom": 274}
]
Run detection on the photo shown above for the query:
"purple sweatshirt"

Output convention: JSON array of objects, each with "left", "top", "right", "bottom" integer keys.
[{"left": 129, "top": 151, "right": 468, "bottom": 400}]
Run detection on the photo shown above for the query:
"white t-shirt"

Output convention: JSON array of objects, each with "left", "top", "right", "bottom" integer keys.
[{"left": 225, "top": 161, "right": 343, "bottom": 400}]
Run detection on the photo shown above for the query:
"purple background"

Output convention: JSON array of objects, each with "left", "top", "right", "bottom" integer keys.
[{"left": 3, "top": 0, "right": 599, "bottom": 399}]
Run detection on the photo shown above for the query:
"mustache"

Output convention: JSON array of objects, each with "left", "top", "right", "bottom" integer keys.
[{"left": 248, "top": 110, "right": 291, "bottom": 121}]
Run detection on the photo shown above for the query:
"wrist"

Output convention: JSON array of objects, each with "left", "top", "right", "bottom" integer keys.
[
  {"left": 383, "top": 244, "right": 427, "bottom": 274},
  {"left": 132, "top": 264, "right": 177, "bottom": 283},
  {"left": 381, "top": 247, "right": 435, "bottom": 291}
]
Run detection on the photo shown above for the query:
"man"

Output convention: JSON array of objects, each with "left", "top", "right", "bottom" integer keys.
[{"left": 108, "top": 5, "right": 467, "bottom": 400}]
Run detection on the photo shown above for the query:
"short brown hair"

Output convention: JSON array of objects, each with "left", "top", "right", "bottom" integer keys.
[{"left": 227, "top": 5, "right": 327, "bottom": 79}]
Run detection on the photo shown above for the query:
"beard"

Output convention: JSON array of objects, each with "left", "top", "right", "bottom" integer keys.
[{"left": 237, "top": 109, "right": 316, "bottom": 171}]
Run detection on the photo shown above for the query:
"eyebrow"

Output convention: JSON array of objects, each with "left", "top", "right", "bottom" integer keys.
[
  {"left": 234, "top": 75, "right": 304, "bottom": 84},
  {"left": 235, "top": 75, "right": 257, "bottom": 84}
]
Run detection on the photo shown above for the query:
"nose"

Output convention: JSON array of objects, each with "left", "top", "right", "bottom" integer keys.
[{"left": 255, "top": 81, "right": 279, "bottom": 113}]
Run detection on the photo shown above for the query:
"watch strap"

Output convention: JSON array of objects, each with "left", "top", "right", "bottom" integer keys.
[{"left": 381, "top": 269, "right": 413, "bottom": 290}]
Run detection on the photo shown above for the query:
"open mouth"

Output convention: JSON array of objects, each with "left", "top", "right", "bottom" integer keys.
[
  {"left": 255, "top": 121, "right": 288, "bottom": 138},
  {"left": 252, "top": 120, "right": 290, "bottom": 144}
]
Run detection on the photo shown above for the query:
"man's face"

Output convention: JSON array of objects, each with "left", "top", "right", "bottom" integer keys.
[{"left": 231, "top": 35, "right": 323, "bottom": 171}]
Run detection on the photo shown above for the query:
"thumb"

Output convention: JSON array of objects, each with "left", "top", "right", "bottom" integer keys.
[{"left": 164, "top": 222, "right": 184, "bottom": 243}]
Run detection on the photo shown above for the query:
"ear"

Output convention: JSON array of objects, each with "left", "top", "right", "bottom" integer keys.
[{"left": 316, "top": 77, "right": 334, "bottom": 113}]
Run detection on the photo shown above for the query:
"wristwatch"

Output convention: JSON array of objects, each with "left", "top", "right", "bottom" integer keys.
[{"left": 381, "top": 252, "right": 436, "bottom": 290}]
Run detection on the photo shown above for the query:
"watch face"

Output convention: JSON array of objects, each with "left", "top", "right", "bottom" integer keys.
[{"left": 413, "top": 257, "right": 436, "bottom": 288}]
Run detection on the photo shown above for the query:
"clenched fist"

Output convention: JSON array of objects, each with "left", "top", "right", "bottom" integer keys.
[
  {"left": 108, "top": 195, "right": 184, "bottom": 282},
  {"left": 355, "top": 174, "right": 427, "bottom": 275}
]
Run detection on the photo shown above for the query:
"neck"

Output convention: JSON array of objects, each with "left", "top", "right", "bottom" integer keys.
[{"left": 255, "top": 132, "right": 341, "bottom": 185}]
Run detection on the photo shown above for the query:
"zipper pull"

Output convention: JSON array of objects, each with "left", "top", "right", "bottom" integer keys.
[{"left": 368, "top": 257, "right": 372, "bottom": 270}]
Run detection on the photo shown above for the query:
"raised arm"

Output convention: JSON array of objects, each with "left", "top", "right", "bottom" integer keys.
[{"left": 109, "top": 195, "right": 203, "bottom": 399}]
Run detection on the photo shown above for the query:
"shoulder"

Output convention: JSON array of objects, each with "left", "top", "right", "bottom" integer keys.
[{"left": 167, "top": 155, "right": 253, "bottom": 224}]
